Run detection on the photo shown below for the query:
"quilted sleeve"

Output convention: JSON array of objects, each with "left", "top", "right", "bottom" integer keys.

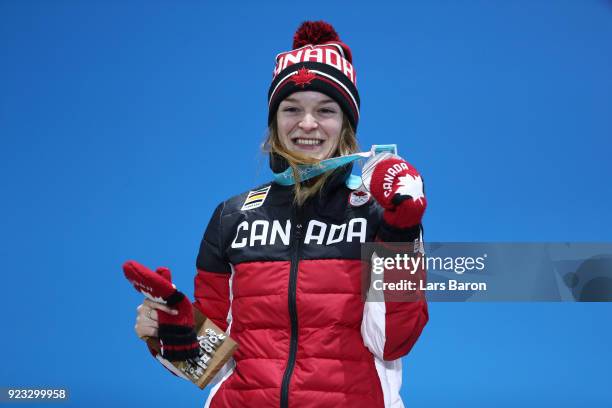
[
  {"left": 194, "top": 202, "right": 232, "bottom": 332},
  {"left": 361, "top": 221, "right": 429, "bottom": 361}
]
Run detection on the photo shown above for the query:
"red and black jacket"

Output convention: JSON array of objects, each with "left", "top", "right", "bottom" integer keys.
[{"left": 194, "top": 164, "right": 428, "bottom": 408}]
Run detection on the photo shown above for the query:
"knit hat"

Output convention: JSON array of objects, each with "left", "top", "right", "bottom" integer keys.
[{"left": 268, "top": 21, "right": 360, "bottom": 131}]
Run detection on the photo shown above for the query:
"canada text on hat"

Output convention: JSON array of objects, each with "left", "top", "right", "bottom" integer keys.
[{"left": 273, "top": 44, "right": 356, "bottom": 85}]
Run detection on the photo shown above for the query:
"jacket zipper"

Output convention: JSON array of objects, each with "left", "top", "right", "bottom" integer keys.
[{"left": 280, "top": 208, "right": 303, "bottom": 408}]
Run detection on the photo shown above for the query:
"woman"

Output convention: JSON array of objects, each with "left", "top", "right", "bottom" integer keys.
[{"left": 134, "top": 21, "right": 428, "bottom": 408}]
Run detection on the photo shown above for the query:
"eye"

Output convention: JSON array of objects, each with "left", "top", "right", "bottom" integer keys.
[
  {"left": 319, "top": 107, "right": 338, "bottom": 114},
  {"left": 281, "top": 106, "right": 299, "bottom": 113}
]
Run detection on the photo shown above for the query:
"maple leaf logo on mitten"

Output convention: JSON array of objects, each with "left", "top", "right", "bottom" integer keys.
[
  {"left": 396, "top": 174, "right": 425, "bottom": 202},
  {"left": 370, "top": 157, "right": 427, "bottom": 228}
]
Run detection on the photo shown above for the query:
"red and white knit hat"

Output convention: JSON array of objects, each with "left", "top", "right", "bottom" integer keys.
[{"left": 267, "top": 21, "right": 360, "bottom": 130}]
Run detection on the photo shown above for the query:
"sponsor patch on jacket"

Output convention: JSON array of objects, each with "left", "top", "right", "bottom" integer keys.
[
  {"left": 241, "top": 186, "right": 271, "bottom": 211},
  {"left": 349, "top": 189, "right": 371, "bottom": 207}
]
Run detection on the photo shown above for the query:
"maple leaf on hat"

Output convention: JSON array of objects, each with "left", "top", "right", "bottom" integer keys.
[{"left": 291, "top": 67, "right": 316, "bottom": 87}]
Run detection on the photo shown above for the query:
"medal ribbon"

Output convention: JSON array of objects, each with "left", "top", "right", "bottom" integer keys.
[{"left": 272, "top": 144, "right": 397, "bottom": 186}]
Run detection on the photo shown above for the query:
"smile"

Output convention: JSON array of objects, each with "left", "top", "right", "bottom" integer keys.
[{"left": 292, "top": 138, "right": 324, "bottom": 146}]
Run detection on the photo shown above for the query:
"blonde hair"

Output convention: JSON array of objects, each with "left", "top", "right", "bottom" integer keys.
[{"left": 264, "top": 115, "right": 358, "bottom": 206}]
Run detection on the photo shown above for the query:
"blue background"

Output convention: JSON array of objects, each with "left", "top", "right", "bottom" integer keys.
[{"left": 1, "top": 1, "right": 611, "bottom": 407}]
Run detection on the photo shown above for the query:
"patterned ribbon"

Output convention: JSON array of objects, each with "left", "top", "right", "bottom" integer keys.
[{"left": 272, "top": 144, "right": 397, "bottom": 186}]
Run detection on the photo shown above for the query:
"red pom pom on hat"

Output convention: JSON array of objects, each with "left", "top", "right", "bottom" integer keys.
[
  {"left": 292, "top": 20, "right": 352, "bottom": 63},
  {"left": 293, "top": 21, "right": 340, "bottom": 48}
]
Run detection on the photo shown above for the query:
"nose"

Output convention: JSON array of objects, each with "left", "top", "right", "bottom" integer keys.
[{"left": 298, "top": 114, "right": 318, "bottom": 132}]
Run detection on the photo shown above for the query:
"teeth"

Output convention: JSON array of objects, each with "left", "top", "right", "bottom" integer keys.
[{"left": 294, "top": 138, "right": 323, "bottom": 146}]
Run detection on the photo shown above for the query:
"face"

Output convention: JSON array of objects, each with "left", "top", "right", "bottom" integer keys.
[{"left": 276, "top": 91, "right": 343, "bottom": 161}]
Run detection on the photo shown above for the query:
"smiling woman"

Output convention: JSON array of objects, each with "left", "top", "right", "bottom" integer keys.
[{"left": 130, "top": 20, "right": 428, "bottom": 408}]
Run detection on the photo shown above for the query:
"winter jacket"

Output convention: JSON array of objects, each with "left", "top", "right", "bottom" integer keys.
[{"left": 194, "top": 165, "right": 428, "bottom": 408}]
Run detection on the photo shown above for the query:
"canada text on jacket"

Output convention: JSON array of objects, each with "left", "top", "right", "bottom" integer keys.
[{"left": 231, "top": 218, "right": 367, "bottom": 248}]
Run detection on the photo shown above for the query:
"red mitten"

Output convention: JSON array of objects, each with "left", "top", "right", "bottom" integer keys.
[
  {"left": 369, "top": 157, "right": 427, "bottom": 228},
  {"left": 123, "top": 260, "right": 200, "bottom": 361}
]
